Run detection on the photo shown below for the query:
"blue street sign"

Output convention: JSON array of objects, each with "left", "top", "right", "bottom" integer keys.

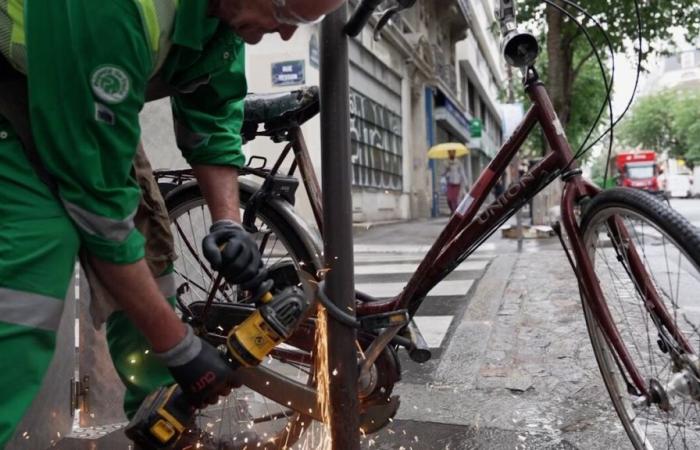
[{"left": 271, "top": 60, "right": 306, "bottom": 86}]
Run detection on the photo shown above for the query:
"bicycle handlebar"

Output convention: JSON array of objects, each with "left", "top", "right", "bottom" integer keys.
[{"left": 344, "top": 0, "right": 382, "bottom": 37}]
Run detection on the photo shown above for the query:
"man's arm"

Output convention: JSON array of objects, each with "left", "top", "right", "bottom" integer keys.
[
  {"left": 170, "top": 30, "right": 247, "bottom": 179},
  {"left": 192, "top": 164, "right": 241, "bottom": 222},
  {"left": 25, "top": 1, "right": 186, "bottom": 348},
  {"left": 26, "top": 1, "right": 240, "bottom": 407},
  {"left": 89, "top": 257, "right": 186, "bottom": 352},
  {"left": 171, "top": 30, "right": 247, "bottom": 223}
]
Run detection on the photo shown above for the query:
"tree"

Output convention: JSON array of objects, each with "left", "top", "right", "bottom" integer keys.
[
  {"left": 517, "top": 0, "right": 700, "bottom": 132},
  {"left": 520, "top": 40, "right": 610, "bottom": 160},
  {"left": 673, "top": 90, "right": 700, "bottom": 163},
  {"left": 617, "top": 90, "right": 681, "bottom": 155},
  {"left": 618, "top": 89, "right": 700, "bottom": 164}
]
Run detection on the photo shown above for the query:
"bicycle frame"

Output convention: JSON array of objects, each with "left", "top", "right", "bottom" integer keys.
[
  {"left": 162, "top": 70, "right": 693, "bottom": 420},
  {"left": 275, "top": 68, "right": 692, "bottom": 400}
]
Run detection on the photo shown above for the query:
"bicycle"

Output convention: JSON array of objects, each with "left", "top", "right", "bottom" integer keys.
[{"left": 155, "top": 1, "right": 700, "bottom": 448}]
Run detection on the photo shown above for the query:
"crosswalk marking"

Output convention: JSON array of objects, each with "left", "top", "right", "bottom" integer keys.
[
  {"left": 355, "top": 279, "right": 474, "bottom": 298},
  {"left": 354, "top": 254, "right": 432, "bottom": 264},
  {"left": 412, "top": 316, "right": 454, "bottom": 348},
  {"left": 354, "top": 243, "right": 496, "bottom": 254},
  {"left": 354, "top": 253, "right": 493, "bottom": 264},
  {"left": 352, "top": 243, "right": 493, "bottom": 366},
  {"left": 354, "top": 260, "right": 488, "bottom": 275}
]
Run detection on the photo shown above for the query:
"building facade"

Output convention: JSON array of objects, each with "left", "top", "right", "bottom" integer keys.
[
  {"left": 455, "top": 0, "right": 506, "bottom": 185},
  {"left": 643, "top": 44, "right": 700, "bottom": 94},
  {"left": 245, "top": 1, "right": 507, "bottom": 223}
]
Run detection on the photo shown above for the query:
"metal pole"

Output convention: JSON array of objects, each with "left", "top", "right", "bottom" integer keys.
[{"left": 320, "top": 5, "right": 361, "bottom": 450}]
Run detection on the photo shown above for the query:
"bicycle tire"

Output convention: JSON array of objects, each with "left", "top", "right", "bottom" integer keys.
[
  {"left": 165, "top": 179, "right": 322, "bottom": 449},
  {"left": 580, "top": 187, "right": 700, "bottom": 449}
]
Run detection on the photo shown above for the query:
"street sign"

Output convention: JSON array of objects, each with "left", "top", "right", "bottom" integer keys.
[
  {"left": 271, "top": 60, "right": 306, "bottom": 86},
  {"left": 470, "top": 118, "right": 482, "bottom": 138}
]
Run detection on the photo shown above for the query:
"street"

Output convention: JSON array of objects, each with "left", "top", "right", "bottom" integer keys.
[
  {"left": 46, "top": 198, "right": 700, "bottom": 450},
  {"left": 670, "top": 198, "right": 700, "bottom": 228},
  {"left": 356, "top": 198, "right": 700, "bottom": 450}
]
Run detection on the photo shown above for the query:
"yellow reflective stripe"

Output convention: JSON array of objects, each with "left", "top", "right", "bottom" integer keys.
[
  {"left": 135, "top": 0, "right": 160, "bottom": 52},
  {"left": 8, "top": 0, "right": 24, "bottom": 46}
]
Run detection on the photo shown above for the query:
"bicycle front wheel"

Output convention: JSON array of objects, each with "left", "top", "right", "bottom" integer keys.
[
  {"left": 580, "top": 188, "right": 700, "bottom": 449},
  {"left": 166, "top": 180, "right": 322, "bottom": 449}
]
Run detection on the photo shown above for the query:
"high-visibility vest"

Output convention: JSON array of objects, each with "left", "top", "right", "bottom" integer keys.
[{"left": 0, "top": 0, "right": 178, "bottom": 75}]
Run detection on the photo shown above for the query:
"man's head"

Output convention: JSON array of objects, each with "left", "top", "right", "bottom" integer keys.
[
  {"left": 210, "top": 0, "right": 346, "bottom": 44},
  {"left": 448, "top": 149, "right": 456, "bottom": 160}
]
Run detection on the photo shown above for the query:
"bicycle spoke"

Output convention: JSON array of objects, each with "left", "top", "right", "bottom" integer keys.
[
  {"left": 582, "top": 195, "right": 700, "bottom": 449},
  {"left": 169, "top": 193, "right": 317, "bottom": 448}
]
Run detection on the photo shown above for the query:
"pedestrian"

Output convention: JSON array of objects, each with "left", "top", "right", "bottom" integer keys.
[
  {"left": 442, "top": 149, "right": 469, "bottom": 213},
  {"left": 0, "top": 1, "right": 344, "bottom": 448}
]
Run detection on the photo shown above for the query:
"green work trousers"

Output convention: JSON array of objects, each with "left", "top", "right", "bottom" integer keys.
[{"left": 0, "top": 116, "right": 176, "bottom": 448}]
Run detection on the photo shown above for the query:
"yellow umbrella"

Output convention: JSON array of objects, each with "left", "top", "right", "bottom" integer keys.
[{"left": 427, "top": 142, "right": 469, "bottom": 159}]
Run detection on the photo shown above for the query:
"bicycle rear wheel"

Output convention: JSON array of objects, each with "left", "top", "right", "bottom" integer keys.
[
  {"left": 580, "top": 188, "right": 700, "bottom": 449},
  {"left": 166, "top": 180, "right": 322, "bottom": 449}
]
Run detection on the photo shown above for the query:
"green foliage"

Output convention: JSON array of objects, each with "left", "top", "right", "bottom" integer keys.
[
  {"left": 512, "top": 0, "right": 700, "bottom": 162},
  {"left": 619, "top": 89, "right": 700, "bottom": 164},
  {"left": 517, "top": 1, "right": 700, "bottom": 59},
  {"left": 618, "top": 91, "right": 680, "bottom": 155},
  {"left": 591, "top": 176, "right": 618, "bottom": 189},
  {"left": 520, "top": 42, "right": 609, "bottom": 160},
  {"left": 588, "top": 147, "right": 619, "bottom": 189},
  {"left": 673, "top": 90, "right": 700, "bottom": 163}
]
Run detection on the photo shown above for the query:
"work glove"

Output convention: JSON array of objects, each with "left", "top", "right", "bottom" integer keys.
[
  {"left": 155, "top": 325, "right": 240, "bottom": 408},
  {"left": 202, "top": 219, "right": 267, "bottom": 289}
]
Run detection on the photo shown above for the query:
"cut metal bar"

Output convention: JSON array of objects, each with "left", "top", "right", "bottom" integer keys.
[{"left": 405, "top": 319, "right": 432, "bottom": 363}]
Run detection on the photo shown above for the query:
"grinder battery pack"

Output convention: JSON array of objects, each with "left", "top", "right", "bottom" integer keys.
[
  {"left": 126, "top": 286, "right": 309, "bottom": 449},
  {"left": 125, "top": 384, "right": 192, "bottom": 448}
]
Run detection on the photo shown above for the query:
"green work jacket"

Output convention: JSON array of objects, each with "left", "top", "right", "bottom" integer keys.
[{"left": 2, "top": 0, "right": 246, "bottom": 264}]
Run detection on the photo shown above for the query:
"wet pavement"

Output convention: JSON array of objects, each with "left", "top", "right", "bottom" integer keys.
[
  {"left": 354, "top": 219, "right": 632, "bottom": 449},
  {"left": 49, "top": 214, "right": 673, "bottom": 450}
]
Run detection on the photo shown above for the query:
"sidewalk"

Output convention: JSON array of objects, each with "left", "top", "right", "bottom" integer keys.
[
  {"left": 50, "top": 219, "right": 626, "bottom": 450},
  {"left": 352, "top": 216, "right": 561, "bottom": 253},
  {"left": 368, "top": 247, "right": 632, "bottom": 449}
]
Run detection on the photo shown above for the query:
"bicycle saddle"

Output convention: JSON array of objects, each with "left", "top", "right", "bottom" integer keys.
[{"left": 242, "top": 86, "right": 319, "bottom": 142}]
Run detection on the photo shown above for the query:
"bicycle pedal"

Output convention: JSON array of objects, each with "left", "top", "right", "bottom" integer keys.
[{"left": 360, "top": 310, "right": 409, "bottom": 331}]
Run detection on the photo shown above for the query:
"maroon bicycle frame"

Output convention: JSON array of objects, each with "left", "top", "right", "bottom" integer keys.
[{"left": 286, "top": 69, "right": 695, "bottom": 398}]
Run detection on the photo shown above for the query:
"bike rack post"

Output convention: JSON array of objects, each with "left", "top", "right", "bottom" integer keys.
[{"left": 319, "top": 5, "right": 361, "bottom": 450}]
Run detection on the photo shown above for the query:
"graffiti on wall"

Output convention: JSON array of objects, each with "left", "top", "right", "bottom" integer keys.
[{"left": 349, "top": 89, "right": 403, "bottom": 191}]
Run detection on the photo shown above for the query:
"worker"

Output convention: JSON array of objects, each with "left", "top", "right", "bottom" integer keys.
[
  {"left": 0, "top": 0, "right": 344, "bottom": 448},
  {"left": 442, "top": 149, "right": 469, "bottom": 213}
]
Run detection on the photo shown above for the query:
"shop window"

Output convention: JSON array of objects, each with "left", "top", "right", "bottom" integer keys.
[{"left": 350, "top": 89, "right": 403, "bottom": 191}]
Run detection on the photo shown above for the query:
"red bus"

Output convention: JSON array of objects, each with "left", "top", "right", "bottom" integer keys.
[{"left": 614, "top": 151, "right": 662, "bottom": 195}]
